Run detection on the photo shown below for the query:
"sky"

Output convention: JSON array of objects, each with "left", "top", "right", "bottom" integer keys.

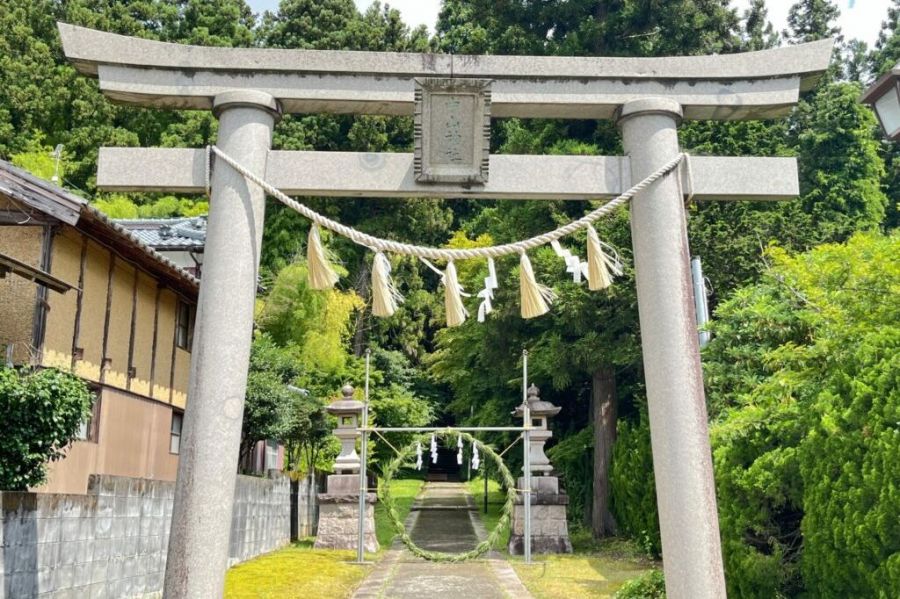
[{"left": 245, "top": 0, "right": 892, "bottom": 47}]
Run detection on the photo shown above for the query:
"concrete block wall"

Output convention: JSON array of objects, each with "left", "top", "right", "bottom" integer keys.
[{"left": 1, "top": 473, "right": 291, "bottom": 598}]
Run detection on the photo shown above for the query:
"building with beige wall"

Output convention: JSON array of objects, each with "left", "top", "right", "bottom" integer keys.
[{"left": 0, "top": 159, "right": 198, "bottom": 494}]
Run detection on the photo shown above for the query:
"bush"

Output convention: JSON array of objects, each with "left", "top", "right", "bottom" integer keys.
[
  {"left": 610, "top": 411, "right": 661, "bottom": 557},
  {"left": 615, "top": 570, "right": 666, "bottom": 598},
  {"left": 706, "top": 233, "right": 900, "bottom": 597},
  {"left": 0, "top": 367, "right": 94, "bottom": 490}
]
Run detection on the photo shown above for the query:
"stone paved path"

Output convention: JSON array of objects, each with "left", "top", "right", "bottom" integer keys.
[{"left": 352, "top": 482, "right": 531, "bottom": 599}]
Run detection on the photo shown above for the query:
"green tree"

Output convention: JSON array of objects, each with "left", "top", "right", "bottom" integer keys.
[
  {"left": 742, "top": 0, "right": 779, "bottom": 51},
  {"left": 707, "top": 232, "right": 899, "bottom": 597},
  {"left": 785, "top": 0, "right": 840, "bottom": 44},
  {"left": 0, "top": 367, "right": 94, "bottom": 490}
]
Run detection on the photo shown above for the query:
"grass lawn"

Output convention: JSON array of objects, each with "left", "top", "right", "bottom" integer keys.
[
  {"left": 467, "top": 477, "right": 660, "bottom": 598},
  {"left": 375, "top": 477, "right": 424, "bottom": 547},
  {"left": 224, "top": 477, "right": 424, "bottom": 599}
]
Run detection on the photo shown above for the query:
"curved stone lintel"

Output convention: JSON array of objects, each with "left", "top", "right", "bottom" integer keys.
[
  {"left": 58, "top": 23, "right": 834, "bottom": 120},
  {"left": 59, "top": 22, "right": 832, "bottom": 86}
]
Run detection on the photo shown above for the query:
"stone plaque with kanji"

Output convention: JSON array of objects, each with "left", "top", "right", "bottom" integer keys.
[{"left": 414, "top": 78, "right": 491, "bottom": 184}]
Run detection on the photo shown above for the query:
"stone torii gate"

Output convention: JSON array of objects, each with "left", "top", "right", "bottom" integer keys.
[{"left": 59, "top": 23, "right": 832, "bottom": 598}]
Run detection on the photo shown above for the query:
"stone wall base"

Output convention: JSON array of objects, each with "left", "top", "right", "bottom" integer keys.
[{"left": 313, "top": 494, "right": 378, "bottom": 553}]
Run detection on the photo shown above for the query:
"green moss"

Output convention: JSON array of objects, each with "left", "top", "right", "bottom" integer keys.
[
  {"left": 224, "top": 540, "right": 368, "bottom": 599},
  {"left": 374, "top": 478, "right": 424, "bottom": 548}
]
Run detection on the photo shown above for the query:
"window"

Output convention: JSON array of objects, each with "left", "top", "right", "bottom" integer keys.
[
  {"left": 175, "top": 301, "right": 195, "bottom": 350},
  {"left": 264, "top": 440, "right": 279, "bottom": 471},
  {"left": 76, "top": 391, "right": 101, "bottom": 442},
  {"left": 170, "top": 411, "right": 183, "bottom": 454}
]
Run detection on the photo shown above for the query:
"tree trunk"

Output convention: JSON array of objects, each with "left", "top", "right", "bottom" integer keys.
[{"left": 591, "top": 366, "right": 618, "bottom": 538}]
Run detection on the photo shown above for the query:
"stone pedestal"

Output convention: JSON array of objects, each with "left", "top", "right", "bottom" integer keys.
[
  {"left": 313, "top": 475, "right": 379, "bottom": 552},
  {"left": 508, "top": 476, "right": 572, "bottom": 554}
]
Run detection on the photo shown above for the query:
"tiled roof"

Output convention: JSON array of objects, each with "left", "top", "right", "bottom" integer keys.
[
  {"left": 115, "top": 217, "right": 207, "bottom": 250},
  {"left": 0, "top": 159, "right": 199, "bottom": 295}
]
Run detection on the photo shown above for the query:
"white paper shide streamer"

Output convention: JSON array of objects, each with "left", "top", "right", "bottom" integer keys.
[
  {"left": 456, "top": 435, "right": 463, "bottom": 465},
  {"left": 471, "top": 443, "right": 480, "bottom": 471},
  {"left": 415, "top": 441, "right": 423, "bottom": 471},
  {"left": 430, "top": 434, "right": 438, "bottom": 464},
  {"left": 477, "top": 258, "right": 498, "bottom": 323}
]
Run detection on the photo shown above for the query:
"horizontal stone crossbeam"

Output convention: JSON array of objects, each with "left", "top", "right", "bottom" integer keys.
[
  {"left": 58, "top": 24, "right": 833, "bottom": 120},
  {"left": 97, "top": 147, "right": 798, "bottom": 201}
]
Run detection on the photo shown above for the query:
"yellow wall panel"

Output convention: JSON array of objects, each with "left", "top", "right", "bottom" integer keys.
[
  {"left": 153, "top": 290, "right": 176, "bottom": 402},
  {"left": 0, "top": 225, "right": 42, "bottom": 363},
  {"left": 42, "top": 228, "right": 81, "bottom": 370},
  {"left": 73, "top": 242, "right": 109, "bottom": 382},
  {"left": 104, "top": 261, "right": 134, "bottom": 389},
  {"left": 171, "top": 347, "right": 191, "bottom": 409},
  {"left": 130, "top": 273, "right": 156, "bottom": 396}
]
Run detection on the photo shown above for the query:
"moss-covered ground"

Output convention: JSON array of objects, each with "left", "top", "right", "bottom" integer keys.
[
  {"left": 467, "top": 476, "right": 660, "bottom": 598},
  {"left": 224, "top": 477, "right": 424, "bottom": 598}
]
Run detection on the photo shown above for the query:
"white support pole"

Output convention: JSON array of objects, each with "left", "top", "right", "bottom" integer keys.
[
  {"left": 163, "top": 90, "right": 279, "bottom": 598},
  {"left": 522, "top": 350, "right": 532, "bottom": 565},
  {"left": 356, "top": 350, "right": 371, "bottom": 563},
  {"left": 617, "top": 98, "right": 726, "bottom": 598}
]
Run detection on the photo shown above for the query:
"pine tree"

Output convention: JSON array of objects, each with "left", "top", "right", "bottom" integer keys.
[
  {"left": 742, "top": 0, "right": 779, "bottom": 51},
  {"left": 870, "top": 0, "right": 900, "bottom": 77},
  {"left": 785, "top": 0, "right": 841, "bottom": 44}
]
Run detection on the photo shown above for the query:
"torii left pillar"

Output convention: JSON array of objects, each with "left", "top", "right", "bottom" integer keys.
[{"left": 163, "top": 90, "right": 280, "bottom": 598}]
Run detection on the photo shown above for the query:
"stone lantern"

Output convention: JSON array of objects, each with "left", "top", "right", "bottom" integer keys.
[
  {"left": 327, "top": 384, "right": 364, "bottom": 474},
  {"left": 509, "top": 384, "right": 572, "bottom": 555},
  {"left": 514, "top": 384, "right": 561, "bottom": 475},
  {"left": 314, "top": 383, "right": 378, "bottom": 552}
]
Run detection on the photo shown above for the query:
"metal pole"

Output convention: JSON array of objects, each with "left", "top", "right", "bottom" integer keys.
[
  {"left": 691, "top": 257, "right": 711, "bottom": 349},
  {"left": 522, "top": 350, "right": 532, "bottom": 565},
  {"left": 163, "top": 90, "right": 279, "bottom": 598},
  {"left": 617, "top": 98, "right": 726, "bottom": 598},
  {"left": 356, "top": 349, "right": 371, "bottom": 563}
]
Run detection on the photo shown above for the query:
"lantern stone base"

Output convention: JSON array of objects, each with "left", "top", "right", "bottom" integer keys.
[
  {"left": 313, "top": 491, "right": 379, "bottom": 552},
  {"left": 508, "top": 476, "right": 572, "bottom": 555}
]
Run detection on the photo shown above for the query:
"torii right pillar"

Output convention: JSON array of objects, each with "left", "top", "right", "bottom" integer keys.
[{"left": 617, "top": 98, "right": 726, "bottom": 597}]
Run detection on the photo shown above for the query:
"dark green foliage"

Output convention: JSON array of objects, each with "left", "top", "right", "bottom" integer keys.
[
  {"left": 785, "top": 0, "right": 840, "bottom": 44},
  {"left": 793, "top": 83, "right": 888, "bottom": 241},
  {"left": 706, "top": 232, "right": 899, "bottom": 597},
  {"left": 614, "top": 569, "right": 666, "bottom": 598},
  {"left": 546, "top": 427, "right": 593, "bottom": 526},
  {"left": 609, "top": 413, "right": 661, "bottom": 557},
  {"left": 0, "top": 367, "right": 94, "bottom": 490}
]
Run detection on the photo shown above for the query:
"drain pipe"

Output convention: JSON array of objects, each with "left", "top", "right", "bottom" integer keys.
[{"left": 691, "top": 257, "right": 711, "bottom": 349}]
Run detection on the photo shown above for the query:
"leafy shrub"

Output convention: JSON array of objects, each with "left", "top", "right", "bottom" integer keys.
[
  {"left": 615, "top": 570, "right": 666, "bottom": 598},
  {"left": 706, "top": 233, "right": 900, "bottom": 597},
  {"left": 546, "top": 426, "right": 592, "bottom": 525},
  {"left": 0, "top": 367, "right": 94, "bottom": 490},
  {"left": 610, "top": 412, "right": 661, "bottom": 557}
]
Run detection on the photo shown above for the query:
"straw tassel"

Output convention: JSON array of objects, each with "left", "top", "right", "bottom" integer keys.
[
  {"left": 519, "top": 252, "right": 554, "bottom": 319},
  {"left": 306, "top": 225, "right": 340, "bottom": 290},
  {"left": 443, "top": 261, "right": 468, "bottom": 327},
  {"left": 587, "top": 225, "right": 618, "bottom": 291},
  {"left": 371, "top": 252, "right": 402, "bottom": 317}
]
